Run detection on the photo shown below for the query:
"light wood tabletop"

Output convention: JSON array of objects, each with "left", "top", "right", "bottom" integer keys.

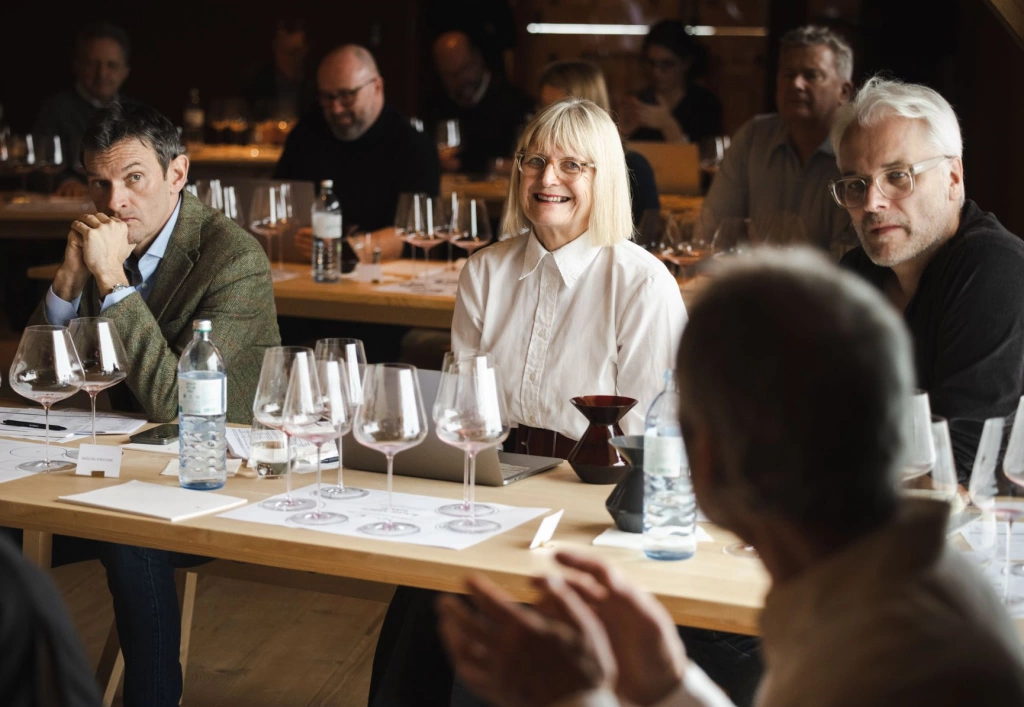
[{"left": 0, "top": 432, "right": 769, "bottom": 636}]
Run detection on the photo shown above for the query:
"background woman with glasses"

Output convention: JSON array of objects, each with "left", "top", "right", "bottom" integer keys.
[{"left": 623, "top": 19, "right": 723, "bottom": 144}]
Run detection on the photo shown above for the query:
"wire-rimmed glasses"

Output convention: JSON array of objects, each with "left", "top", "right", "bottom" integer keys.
[
  {"left": 829, "top": 155, "right": 954, "bottom": 209},
  {"left": 515, "top": 152, "right": 595, "bottom": 183},
  {"left": 314, "top": 338, "right": 368, "bottom": 500}
]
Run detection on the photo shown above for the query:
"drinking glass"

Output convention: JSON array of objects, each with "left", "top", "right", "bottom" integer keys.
[
  {"left": 904, "top": 390, "right": 936, "bottom": 481},
  {"left": 314, "top": 337, "right": 368, "bottom": 500},
  {"left": 352, "top": 363, "right": 427, "bottom": 536},
  {"left": 249, "top": 184, "right": 291, "bottom": 274},
  {"left": 698, "top": 136, "right": 729, "bottom": 176},
  {"left": 7, "top": 134, "right": 35, "bottom": 192},
  {"left": 394, "top": 192, "right": 417, "bottom": 270},
  {"left": 759, "top": 212, "right": 809, "bottom": 248},
  {"left": 36, "top": 135, "right": 65, "bottom": 194},
  {"left": 68, "top": 318, "right": 128, "bottom": 443},
  {"left": 399, "top": 194, "right": 446, "bottom": 286},
  {"left": 249, "top": 418, "right": 291, "bottom": 478},
  {"left": 436, "top": 119, "right": 461, "bottom": 164},
  {"left": 9, "top": 326, "right": 85, "bottom": 472},
  {"left": 447, "top": 196, "right": 492, "bottom": 259},
  {"left": 222, "top": 186, "right": 244, "bottom": 227},
  {"left": 968, "top": 415, "right": 1024, "bottom": 605},
  {"left": 902, "top": 416, "right": 958, "bottom": 503},
  {"left": 253, "top": 347, "right": 317, "bottom": 511},
  {"left": 197, "top": 178, "right": 224, "bottom": 211},
  {"left": 434, "top": 353, "right": 509, "bottom": 532},
  {"left": 711, "top": 217, "right": 756, "bottom": 256},
  {"left": 280, "top": 351, "right": 347, "bottom": 525}
]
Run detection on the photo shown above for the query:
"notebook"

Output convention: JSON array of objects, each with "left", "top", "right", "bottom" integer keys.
[{"left": 58, "top": 480, "right": 248, "bottom": 522}]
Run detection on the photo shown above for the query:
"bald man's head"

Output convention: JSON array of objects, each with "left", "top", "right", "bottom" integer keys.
[
  {"left": 317, "top": 44, "right": 383, "bottom": 141},
  {"left": 433, "top": 31, "right": 486, "bottom": 107}
]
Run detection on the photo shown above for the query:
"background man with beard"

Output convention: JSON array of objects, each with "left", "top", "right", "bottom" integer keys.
[
  {"left": 837, "top": 76, "right": 1024, "bottom": 482},
  {"left": 702, "top": 26, "right": 855, "bottom": 257}
]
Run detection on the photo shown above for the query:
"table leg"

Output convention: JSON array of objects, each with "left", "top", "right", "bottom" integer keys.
[{"left": 22, "top": 529, "right": 53, "bottom": 568}]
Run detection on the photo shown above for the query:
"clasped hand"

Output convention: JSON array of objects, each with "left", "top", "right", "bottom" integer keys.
[{"left": 55, "top": 213, "right": 133, "bottom": 300}]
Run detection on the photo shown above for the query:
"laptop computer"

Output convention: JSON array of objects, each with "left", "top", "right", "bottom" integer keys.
[{"left": 341, "top": 369, "right": 563, "bottom": 486}]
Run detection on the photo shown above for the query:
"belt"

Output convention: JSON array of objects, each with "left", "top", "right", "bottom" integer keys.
[{"left": 512, "top": 424, "right": 578, "bottom": 458}]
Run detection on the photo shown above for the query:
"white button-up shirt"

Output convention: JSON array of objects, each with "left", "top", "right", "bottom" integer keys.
[{"left": 452, "top": 231, "right": 687, "bottom": 439}]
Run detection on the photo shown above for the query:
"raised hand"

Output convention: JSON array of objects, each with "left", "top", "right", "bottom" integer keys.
[{"left": 72, "top": 213, "right": 133, "bottom": 296}]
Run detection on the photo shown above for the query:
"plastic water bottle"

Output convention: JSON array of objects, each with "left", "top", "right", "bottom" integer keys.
[
  {"left": 643, "top": 369, "right": 697, "bottom": 560},
  {"left": 178, "top": 320, "right": 227, "bottom": 490},
  {"left": 312, "top": 179, "right": 343, "bottom": 282}
]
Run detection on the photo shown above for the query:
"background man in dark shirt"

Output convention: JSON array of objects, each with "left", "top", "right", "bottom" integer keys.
[
  {"left": 243, "top": 17, "right": 315, "bottom": 123},
  {"left": 428, "top": 30, "right": 533, "bottom": 174},
  {"left": 34, "top": 22, "right": 132, "bottom": 196},
  {"left": 274, "top": 44, "right": 439, "bottom": 250},
  {"left": 836, "top": 77, "right": 1024, "bottom": 481}
]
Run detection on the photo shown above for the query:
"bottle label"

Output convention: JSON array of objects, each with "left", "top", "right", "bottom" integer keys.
[
  {"left": 179, "top": 377, "right": 226, "bottom": 416},
  {"left": 644, "top": 434, "right": 684, "bottom": 478},
  {"left": 313, "top": 212, "right": 342, "bottom": 239}
]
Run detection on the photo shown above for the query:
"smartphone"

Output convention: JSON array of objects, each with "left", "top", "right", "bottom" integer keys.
[{"left": 129, "top": 424, "right": 179, "bottom": 445}]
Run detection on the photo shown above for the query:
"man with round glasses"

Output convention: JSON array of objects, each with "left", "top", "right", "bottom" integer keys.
[{"left": 837, "top": 76, "right": 1024, "bottom": 482}]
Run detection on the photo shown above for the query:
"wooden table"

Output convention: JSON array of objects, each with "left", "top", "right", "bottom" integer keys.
[
  {"left": 0, "top": 193, "right": 95, "bottom": 239},
  {"left": 0, "top": 432, "right": 768, "bottom": 636},
  {"left": 185, "top": 144, "right": 282, "bottom": 181}
]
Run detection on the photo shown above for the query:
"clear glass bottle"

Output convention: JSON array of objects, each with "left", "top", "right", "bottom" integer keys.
[
  {"left": 183, "top": 89, "right": 205, "bottom": 146},
  {"left": 643, "top": 369, "right": 696, "bottom": 560},
  {"left": 178, "top": 320, "right": 227, "bottom": 490},
  {"left": 311, "top": 180, "right": 344, "bottom": 282}
]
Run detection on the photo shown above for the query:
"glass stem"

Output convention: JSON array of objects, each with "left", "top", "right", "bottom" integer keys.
[
  {"left": 284, "top": 434, "right": 293, "bottom": 501},
  {"left": 385, "top": 453, "right": 395, "bottom": 526},
  {"left": 447, "top": 241, "right": 453, "bottom": 269},
  {"left": 468, "top": 449, "right": 478, "bottom": 522},
  {"left": 461, "top": 452, "right": 470, "bottom": 507},
  {"left": 1007, "top": 516, "right": 1014, "bottom": 604},
  {"left": 90, "top": 393, "right": 98, "bottom": 444},
  {"left": 313, "top": 442, "right": 323, "bottom": 513},
  {"left": 43, "top": 404, "right": 51, "bottom": 465},
  {"left": 336, "top": 431, "right": 345, "bottom": 489}
]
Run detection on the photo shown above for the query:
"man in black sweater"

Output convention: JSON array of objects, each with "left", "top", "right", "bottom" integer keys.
[{"left": 835, "top": 77, "right": 1024, "bottom": 482}]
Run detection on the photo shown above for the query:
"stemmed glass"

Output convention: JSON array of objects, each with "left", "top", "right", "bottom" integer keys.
[
  {"left": 434, "top": 353, "right": 509, "bottom": 533},
  {"left": 314, "top": 337, "right": 368, "bottom": 500},
  {"left": 37, "top": 135, "right": 65, "bottom": 194},
  {"left": 253, "top": 347, "right": 317, "bottom": 512},
  {"left": 197, "top": 178, "right": 224, "bottom": 211},
  {"left": 249, "top": 184, "right": 291, "bottom": 275},
  {"left": 759, "top": 212, "right": 809, "bottom": 248},
  {"left": 280, "top": 352, "right": 347, "bottom": 526},
  {"left": 68, "top": 317, "right": 128, "bottom": 444},
  {"left": 400, "top": 194, "right": 446, "bottom": 287},
  {"left": 9, "top": 326, "right": 85, "bottom": 472},
  {"left": 8, "top": 134, "right": 36, "bottom": 192},
  {"left": 698, "top": 136, "right": 730, "bottom": 177},
  {"left": 447, "top": 196, "right": 492, "bottom": 260},
  {"left": 711, "top": 217, "right": 756, "bottom": 256},
  {"left": 436, "top": 119, "right": 461, "bottom": 165},
  {"left": 222, "top": 186, "right": 244, "bottom": 227},
  {"left": 394, "top": 192, "right": 417, "bottom": 270},
  {"left": 352, "top": 363, "right": 427, "bottom": 537},
  {"left": 904, "top": 390, "right": 937, "bottom": 480}
]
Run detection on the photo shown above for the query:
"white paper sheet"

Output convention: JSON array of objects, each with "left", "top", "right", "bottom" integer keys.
[
  {"left": 59, "top": 479, "right": 247, "bottom": 521},
  {"left": 592, "top": 526, "right": 714, "bottom": 550},
  {"left": 219, "top": 484, "right": 548, "bottom": 550},
  {"left": 958, "top": 516, "right": 1024, "bottom": 617},
  {"left": 224, "top": 427, "right": 336, "bottom": 462},
  {"left": 160, "top": 458, "right": 243, "bottom": 476},
  {"left": 0, "top": 406, "right": 146, "bottom": 436},
  {"left": 374, "top": 268, "right": 461, "bottom": 297},
  {"left": 0, "top": 438, "right": 75, "bottom": 484}
]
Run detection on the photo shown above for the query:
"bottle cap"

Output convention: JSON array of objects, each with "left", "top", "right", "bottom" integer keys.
[{"left": 192, "top": 319, "right": 212, "bottom": 332}]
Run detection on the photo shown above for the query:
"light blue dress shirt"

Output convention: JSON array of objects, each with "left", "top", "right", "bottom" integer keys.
[{"left": 45, "top": 196, "right": 182, "bottom": 326}]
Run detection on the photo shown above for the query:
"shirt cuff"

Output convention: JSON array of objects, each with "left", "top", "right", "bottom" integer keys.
[
  {"left": 552, "top": 688, "right": 621, "bottom": 707},
  {"left": 651, "top": 664, "right": 737, "bottom": 707},
  {"left": 100, "top": 285, "right": 136, "bottom": 312},
  {"left": 44, "top": 286, "right": 82, "bottom": 327}
]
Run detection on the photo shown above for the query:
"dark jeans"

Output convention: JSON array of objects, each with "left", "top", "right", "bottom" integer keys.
[
  {"left": 0, "top": 528, "right": 207, "bottom": 707},
  {"left": 369, "top": 587, "right": 764, "bottom": 707}
]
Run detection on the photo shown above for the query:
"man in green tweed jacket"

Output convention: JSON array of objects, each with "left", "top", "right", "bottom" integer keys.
[{"left": 32, "top": 102, "right": 279, "bottom": 707}]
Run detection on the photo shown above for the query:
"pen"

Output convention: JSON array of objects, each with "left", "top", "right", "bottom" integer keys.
[
  {"left": 2, "top": 419, "right": 67, "bottom": 431},
  {"left": 322, "top": 456, "right": 339, "bottom": 464}
]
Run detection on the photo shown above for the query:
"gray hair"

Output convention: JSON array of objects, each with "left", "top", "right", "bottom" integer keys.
[
  {"left": 677, "top": 248, "right": 910, "bottom": 536},
  {"left": 81, "top": 102, "right": 183, "bottom": 174},
  {"left": 780, "top": 25, "right": 854, "bottom": 82},
  {"left": 830, "top": 76, "right": 963, "bottom": 159}
]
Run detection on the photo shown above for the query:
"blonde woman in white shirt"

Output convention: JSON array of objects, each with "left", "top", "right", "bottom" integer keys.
[{"left": 452, "top": 98, "right": 686, "bottom": 454}]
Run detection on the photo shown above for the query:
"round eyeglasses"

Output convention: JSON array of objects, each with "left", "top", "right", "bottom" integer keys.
[
  {"left": 516, "top": 152, "right": 595, "bottom": 183},
  {"left": 829, "top": 155, "right": 954, "bottom": 209}
]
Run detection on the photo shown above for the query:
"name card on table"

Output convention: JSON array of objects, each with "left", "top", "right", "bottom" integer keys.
[
  {"left": 530, "top": 509, "right": 564, "bottom": 549},
  {"left": 75, "top": 444, "right": 122, "bottom": 478}
]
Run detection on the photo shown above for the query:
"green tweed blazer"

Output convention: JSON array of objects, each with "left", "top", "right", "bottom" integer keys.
[{"left": 32, "top": 192, "right": 281, "bottom": 424}]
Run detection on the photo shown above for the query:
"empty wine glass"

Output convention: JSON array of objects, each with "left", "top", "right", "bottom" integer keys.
[
  {"left": 253, "top": 347, "right": 317, "bottom": 512},
  {"left": 759, "top": 212, "right": 809, "bottom": 248},
  {"left": 353, "top": 363, "right": 427, "bottom": 537},
  {"left": 904, "top": 390, "right": 936, "bottom": 481},
  {"left": 314, "top": 337, "right": 368, "bottom": 500},
  {"left": 36, "top": 135, "right": 65, "bottom": 194},
  {"left": 222, "top": 186, "right": 244, "bottom": 227},
  {"left": 394, "top": 192, "right": 417, "bottom": 270},
  {"left": 68, "top": 317, "right": 128, "bottom": 444},
  {"left": 434, "top": 353, "right": 509, "bottom": 532},
  {"left": 711, "top": 217, "right": 756, "bottom": 256},
  {"left": 249, "top": 184, "right": 291, "bottom": 275},
  {"left": 9, "top": 325, "right": 85, "bottom": 472},
  {"left": 197, "top": 178, "right": 224, "bottom": 210},
  {"left": 448, "top": 196, "right": 492, "bottom": 259},
  {"left": 8, "top": 134, "right": 36, "bottom": 192},
  {"left": 280, "top": 352, "right": 347, "bottom": 526}
]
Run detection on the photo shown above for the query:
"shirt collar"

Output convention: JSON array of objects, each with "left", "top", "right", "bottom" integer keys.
[
  {"left": 138, "top": 195, "right": 182, "bottom": 265},
  {"left": 770, "top": 116, "right": 835, "bottom": 159},
  {"left": 74, "top": 83, "right": 116, "bottom": 109},
  {"left": 519, "top": 230, "right": 603, "bottom": 288}
]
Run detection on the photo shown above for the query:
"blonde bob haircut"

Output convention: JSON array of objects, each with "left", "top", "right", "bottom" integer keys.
[
  {"left": 501, "top": 98, "right": 632, "bottom": 247},
  {"left": 539, "top": 60, "right": 611, "bottom": 112}
]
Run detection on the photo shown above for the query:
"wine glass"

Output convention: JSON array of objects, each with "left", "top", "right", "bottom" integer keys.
[
  {"left": 434, "top": 353, "right": 509, "bottom": 532},
  {"left": 9, "top": 326, "right": 85, "bottom": 472},
  {"left": 904, "top": 390, "right": 937, "bottom": 481},
  {"left": 7, "top": 134, "right": 36, "bottom": 192},
  {"left": 249, "top": 184, "right": 291, "bottom": 275},
  {"left": 901, "top": 415, "right": 958, "bottom": 504},
  {"left": 711, "top": 217, "right": 756, "bottom": 256},
  {"left": 400, "top": 194, "right": 446, "bottom": 287},
  {"left": 436, "top": 119, "right": 461, "bottom": 164},
  {"left": 448, "top": 196, "right": 492, "bottom": 259},
  {"left": 759, "top": 212, "right": 809, "bottom": 248},
  {"left": 36, "top": 135, "right": 65, "bottom": 194},
  {"left": 253, "top": 347, "right": 317, "bottom": 512},
  {"left": 314, "top": 337, "right": 368, "bottom": 500},
  {"left": 68, "top": 318, "right": 128, "bottom": 444},
  {"left": 222, "top": 186, "right": 245, "bottom": 227},
  {"left": 280, "top": 352, "right": 347, "bottom": 526},
  {"left": 698, "top": 135, "right": 729, "bottom": 177},
  {"left": 352, "top": 363, "right": 427, "bottom": 537},
  {"left": 197, "top": 178, "right": 224, "bottom": 211},
  {"left": 394, "top": 192, "right": 417, "bottom": 271}
]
